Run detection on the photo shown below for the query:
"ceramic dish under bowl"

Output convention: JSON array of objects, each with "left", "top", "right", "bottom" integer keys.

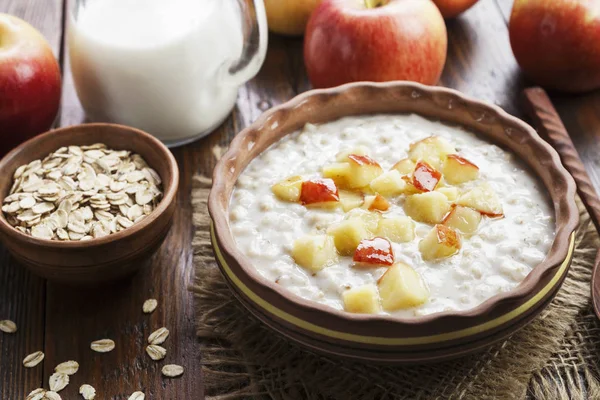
[
  {"left": 0, "top": 123, "right": 179, "bottom": 284},
  {"left": 209, "top": 82, "right": 578, "bottom": 364}
]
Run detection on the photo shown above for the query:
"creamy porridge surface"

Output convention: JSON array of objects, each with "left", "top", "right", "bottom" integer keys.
[{"left": 229, "top": 114, "right": 555, "bottom": 317}]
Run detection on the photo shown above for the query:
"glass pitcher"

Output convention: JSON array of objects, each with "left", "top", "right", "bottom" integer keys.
[{"left": 68, "top": 0, "right": 267, "bottom": 147}]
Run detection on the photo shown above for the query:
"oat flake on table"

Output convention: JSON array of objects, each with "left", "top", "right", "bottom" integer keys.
[
  {"left": 146, "top": 344, "right": 167, "bottom": 361},
  {"left": 49, "top": 372, "right": 69, "bottom": 392},
  {"left": 26, "top": 388, "right": 46, "bottom": 400},
  {"left": 23, "top": 351, "right": 45, "bottom": 368},
  {"left": 55, "top": 360, "right": 79, "bottom": 375},
  {"left": 90, "top": 338, "right": 115, "bottom": 353},
  {"left": 0, "top": 319, "right": 17, "bottom": 333},
  {"left": 128, "top": 391, "right": 145, "bottom": 400},
  {"left": 44, "top": 391, "right": 62, "bottom": 400},
  {"left": 1, "top": 144, "right": 162, "bottom": 241},
  {"left": 79, "top": 384, "right": 96, "bottom": 399},
  {"left": 142, "top": 298, "right": 158, "bottom": 314},
  {"left": 162, "top": 364, "right": 184, "bottom": 378},
  {"left": 148, "top": 327, "right": 169, "bottom": 345}
]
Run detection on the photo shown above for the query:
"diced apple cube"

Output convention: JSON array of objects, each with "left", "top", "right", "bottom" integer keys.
[
  {"left": 377, "top": 217, "right": 415, "bottom": 243},
  {"left": 369, "top": 170, "right": 406, "bottom": 196},
  {"left": 300, "top": 178, "right": 340, "bottom": 209},
  {"left": 363, "top": 194, "right": 390, "bottom": 212},
  {"left": 271, "top": 176, "right": 303, "bottom": 202},
  {"left": 400, "top": 176, "right": 422, "bottom": 195},
  {"left": 391, "top": 158, "right": 416, "bottom": 175},
  {"left": 436, "top": 186, "right": 459, "bottom": 201},
  {"left": 336, "top": 145, "right": 370, "bottom": 162},
  {"left": 443, "top": 154, "right": 480, "bottom": 184},
  {"left": 403, "top": 191, "right": 451, "bottom": 224},
  {"left": 342, "top": 284, "right": 381, "bottom": 314},
  {"left": 442, "top": 205, "right": 482, "bottom": 234},
  {"left": 327, "top": 218, "right": 372, "bottom": 256},
  {"left": 339, "top": 190, "right": 364, "bottom": 212},
  {"left": 346, "top": 208, "right": 381, "bottom": 233},
  {"left": 456, "top": 183, "right": 504, "bottom": 217},
  {"left": 353, "top": 237, "right": 394, "bottom": 266},
  {"left": 346, "top": 154, "right": 383, "bottom": 189},
  {"left": 412, "top": 161, "right": 441, "bottom": 192},
  {"left": 291, "top": 234, "right": 338, "bottom": 273},
  {"left": 419, "top": 224, "right": 462, "bottom": 261},
  {"left": 377, "top": 263, "right": 429, "bottom": 310},
  {"left": 408, "top": 136, "right": 456, "bottom": 169},
  {"left": 322, "top": 162, "right": 352, "bottom": 187}
]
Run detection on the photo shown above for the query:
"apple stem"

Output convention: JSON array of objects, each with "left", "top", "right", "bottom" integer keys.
[{"left": 364, "top": 0, "right": 387, "bottom": 8}]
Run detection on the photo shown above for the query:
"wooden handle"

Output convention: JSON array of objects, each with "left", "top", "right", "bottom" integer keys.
[{"left": 522, "top": 87, "right": 600, "bottom": 232}]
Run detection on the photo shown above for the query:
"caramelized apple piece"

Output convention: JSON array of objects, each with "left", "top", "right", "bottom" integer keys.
[
  {"left": 369, "top": 170, "right": 406, "bottom": 196},
  {"left": 442, "top": 205, "right": 482, "bottom": 234},
  {"left": 328, "top": 218, "right": 372, "bottom": 256},
  {"left": 338, "top": 190, "right": 364, "bottom": 212},
  {"left": 377, "top": 263, "right": 429, "bottom": 310},
  {"left": 391, "top": 158, "right": 416, "bottom": 175},
  {"left": 419, "top": 224, "right": 462, "bottom": 261},
  {"left": 291, "top": 234, "right": 338, "bottom": 273},
  {"left": 346, "top": 154, "right": 383, "bottom": 188},
  {"left": 456, "top": 183, "right": 504, "bottom": 217},
  {"left": 363, "top": 194, "right": 390, "bottom": 212},
  {"left": 403, "top": 191, "right": 451, "bottom": 224},
  {"left": 271, "top": 176, "right": 303, "bottom": 202},
  {"left": 412, "top": 161, "right": 441, "bottom": 192},
  {"left": 400, "top": 175, "right": 422, "bottom": 195},
  {"left": 443, "top": 154, "right": 480, "bottom": 184},
  {"left": 377, "top": 217, "right": 415, "bottom": 243},
  {"left": 353, "top": 237, "right": 394, "bottom": 266},
  {"left": 342, "top": 284, "right": 381, "bottom": 314},
  {"left": 300, "top": 178, "right": 339, "bottom": 207},
  {"left": 408, "top": 136, "right": 456, "bottom": 169}
]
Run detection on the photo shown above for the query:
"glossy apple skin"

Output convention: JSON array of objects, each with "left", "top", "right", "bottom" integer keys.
[
  {"left": 300, "top": 178, "right": 340, "bottom": 205},
  {"left": 265, "top": 0, "right": 322, "bottom": 36},
  {"left": 304, "top": 0, "right": 447, "bottom": 88},
  {"left": 432, "top": 0, "right": 479, "bottom": 18},
  {"left": 509, "top": 0, "right": 600, "bottom": 93},
  {"left": 0, "top": 13, "right": 61, "bottom": 155},
  {"left": 353, "top": 237, "right": 394, "bottom": 266},
  {"left": 412, "top": 161, "right": 441, "bottom": 192}
]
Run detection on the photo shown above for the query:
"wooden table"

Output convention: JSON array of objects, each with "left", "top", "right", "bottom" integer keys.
[{"left": 1, "top": 0, "right": 600, "bottom": 398}]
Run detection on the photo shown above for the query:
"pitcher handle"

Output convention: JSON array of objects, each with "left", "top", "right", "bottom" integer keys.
[{"left": 221, "top": 0, "right": 268, "bottom": 87}]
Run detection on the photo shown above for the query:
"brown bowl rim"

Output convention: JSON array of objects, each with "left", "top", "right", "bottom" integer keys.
[
  {"left": 209, "top": 81, "right": 579, "bottom": 326},
  {"left": 0, "top": 123, "right": 179, "bottom": 249}
]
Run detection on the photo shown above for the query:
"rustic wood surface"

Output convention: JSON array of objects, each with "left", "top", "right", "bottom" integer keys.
[{"left": 1, "top": 0, "right": 600, "bottom": 398}]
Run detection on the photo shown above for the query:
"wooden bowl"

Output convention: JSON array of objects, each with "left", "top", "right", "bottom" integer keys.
[
  {"left": 0, "top": 123, "right": 179, "bottom": 284},
  {"left": 209, "top": 82, "right": 579, "bottom": 364}
]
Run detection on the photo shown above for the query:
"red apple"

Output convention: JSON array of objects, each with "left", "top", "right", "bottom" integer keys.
[
  {"left": 509, "top": 0, "right": 600, "bottom": 93},
  {"left": 0, "top": 13, "right": 61, "bottom": 155},
  {"left": 304, "top": 0, "right": 447, "bottom": 88},
  {"left": 412, "top": 161, "right": 441, "bottom": 192},
  {"left": 353, "top": 237, "right": 394, "bottom": 266},
  {"left": 432, "top": 0, "right": 479, "bottom": 19},
  {"left": 300, "top": 178, "right": 340, "bottom": 205}
]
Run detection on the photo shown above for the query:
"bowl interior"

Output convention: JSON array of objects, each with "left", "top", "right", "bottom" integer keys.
[
  {"left": 210, "top": 82, "right": 578, "bottom": 324},
  {"left": 0, "top": 123, "right": 178, "bottom": 247}
]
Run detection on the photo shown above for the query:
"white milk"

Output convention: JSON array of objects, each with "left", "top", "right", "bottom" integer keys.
[{"left": 69, "top": 0, "right": 245, "bottom": 145}]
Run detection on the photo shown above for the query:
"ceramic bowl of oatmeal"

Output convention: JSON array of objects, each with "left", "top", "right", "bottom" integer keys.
[{"left": 209, "top": 82, "right": 578, "bottom": 363}]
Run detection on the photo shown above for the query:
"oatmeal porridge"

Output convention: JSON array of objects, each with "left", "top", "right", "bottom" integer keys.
[{"left": 229, "top": 114, "right": 555, "bottom": 317}]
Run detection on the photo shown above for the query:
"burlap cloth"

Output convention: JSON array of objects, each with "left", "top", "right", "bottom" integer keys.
[{"left": 191, "top": 173, "right": 600, "bottom": 400}]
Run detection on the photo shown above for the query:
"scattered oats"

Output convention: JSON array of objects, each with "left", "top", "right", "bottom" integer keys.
[
  {"left": 143, "top": 299, "right": 158, "bottom": 314},
  {"left": 161, "top": 364, "right": 184, "bottom": 378},
  {"left": 148, "top": 327, "right": 169, "bottom": 345},
  {"left": 49, "top": 372, "right": 69, "bottom": 392},
  {"left": 23, "top": 351, "right": 45, "bottom": 368},
  {"left": 0, "top": 319, "right": 17, "bottom": 333},
  {"left": 55, "top": 360, "right": 79, "bottom": 375},
  {"left": 79, "top": 384, "right": 96, "bottom": 399},
  {"left": 44, "top": 391, "right": 62, "bottom": 400},
  {"left": 146, "top": 344, "right": 167, "bottom": 361},
  {"left": 90, "top": 338, "right": 115, "bottom": 353},
  {"left": 26, "top": 388, "right": 46, "bottom": 400},
  {"left": 128, "top": 391, "right": 145, "bottom": 400},
  {"left": 2, "top": 145, "right": 163, "bottom": 240}
]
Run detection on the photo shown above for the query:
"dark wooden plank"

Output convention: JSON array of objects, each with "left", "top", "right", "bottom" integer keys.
[{"left": 0, "top": 0, "right": 63, "bottom": 397}]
